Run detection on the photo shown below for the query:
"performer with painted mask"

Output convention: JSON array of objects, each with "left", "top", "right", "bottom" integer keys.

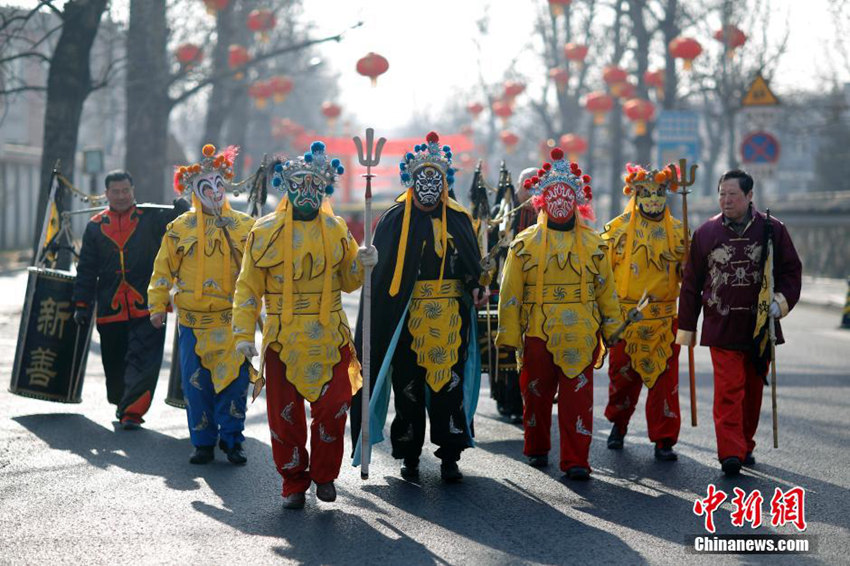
[
  {"left": 495, "top": 147, "right": 622, "bottom": 481},
  {"left": 148, "top": 144, "right": 255, "bottom": 465},
  {"left": 351, "top": 131, "right": 488, "bottom": 483},
  {"left": 232, "top": 141, "right": 377, "bottom": 510},
  {"left": 601, "top": 164, "right": 686, "bottom": 461}
]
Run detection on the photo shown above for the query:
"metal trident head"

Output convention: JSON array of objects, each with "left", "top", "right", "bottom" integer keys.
[
  {"left": 353, "top": 128, "right": 386, "bottom": 168},
  {"left": 668, "top": 158, "right": 698, "bottom": 194}
]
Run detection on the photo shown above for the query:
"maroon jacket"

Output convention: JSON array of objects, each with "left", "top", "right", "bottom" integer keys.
[{"left": 678, "top": 208, "right": 802, "bottom": 349}]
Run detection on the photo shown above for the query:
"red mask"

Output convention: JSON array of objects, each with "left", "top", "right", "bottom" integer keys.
[{"left": 543, "top": 182, "right": 576, "bottom": 222}]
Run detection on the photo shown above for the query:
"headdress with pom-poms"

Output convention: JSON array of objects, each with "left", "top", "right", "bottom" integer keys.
[
  {"left": 173, "top": 143, "right": 238, "bottom": 195},
  {"left": 524, "top": 147, "right": 595, "bottom": 221},
  {"left": 270, "top": 140, "right": 345, "bottom": 196},
  {"left": 398, "top": 131, "right": 456, "bottom": 188},
  {"left": 622, "top": 163, "right": 679, "bottom": 197}
]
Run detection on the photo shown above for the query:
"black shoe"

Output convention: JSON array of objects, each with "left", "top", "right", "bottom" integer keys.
[
  {"left": 654, "top": 443, "right": 678, "bottom": 461},
  {"left": 744, "top": 452, "right": 755, "bottom": 466},
  {"left": 219, "top": 440, "right": 247, "bottom": 465},
  {"left": 282, "top": 492, "right": 306, "bottom": 510},
  {"left": 316, "top": 482, "right": 337, "bottom": 502},
  {"left": 566, "top": 467, "right": 591, "bottom": 481},
  {"left": 400, "top": 458, "right": 420, "bottom": 480},
  {"left": 509, "top": 413, "right": 523, "bottom": 425},
  {"left": 721, "top": 457, "right": 742, "bottom": 477},
  {"left": 189, "top": 445, "right": 215, "bottom": 465},
  {"left": 527, "top": 454, "right": 549, "bottom": 468},
  {"left": 440, "top": 461, "right": 463, "bottom": 483},
  {"left": 607, "top": 425, "right": 625, "bottom": 450}
]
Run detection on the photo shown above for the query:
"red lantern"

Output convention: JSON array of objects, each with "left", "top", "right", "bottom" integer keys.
[
  {"left": 714, "top": 25, "right": 747, "bottom": 57},
  {"left": 248, "top": 80, "right": 273, "bottom": 109},
  {"left": 669, "top": 37, "right": 702, "bottom": 70},
  {"left": 548, "top": 0, "right": 572, "bottom": 16},
  {"left": 492, "top": 100, "right": 513, "bottom": 125},
  {"left": 603, "top": 65, "right": 628, "bottom": 86},
  {"left": 559, "top": 133, "right": 587, "bottom": 162},
  {"left": 614, "top": 81, "right": 636, "bottom": 100},
  {"left": 500, "top": 130, "right": 519, "bottom": 153},
  {"left": 247, "top": 9, "right": 276, "bottom": 42},
  {"left": 356, "top": 52, "right": 389, "bottom": 86},
  {"left": 268, "top": 75, "right": 293, "bottom": 103},
  {"left": 228, "top": 44, "right": 250, "bottom": 79},
  {"left": 503, "top": 80, "right": 525, "bottom": 101},
  {"left": 644, "top": 69, "right": 665, "bottom": 99},
  {"left": 563, "top": 43, "right": 588, "bottom": 65},
  {"left": 202, "top": 0, "right": 229, "bottom": 15},
  {"left": 548, "top": 67, "right": 570, "bottom": 91},
  {"left": 584, "top": 91, "right": 614, "bottom": 125},
  {"left": 466, "top": 102, "right": 484, "bottom": 118},
  {"left": 321, "top": 101, "right": 342, "bottom": 128},
  {"left": 175, "top": 43, "right": 202, "bottom": 67},
  {"left": 459, "top": 124, "right": 474, "bottom": 137},
  {"left": 623, "top": 98, "right": 655, "bottom": 135}
]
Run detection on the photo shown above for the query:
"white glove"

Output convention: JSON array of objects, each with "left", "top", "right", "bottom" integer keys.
[
  {"left": 236, "top": 341, "right": 258, "bottom": 359},
  {"left": 358, "top": 245, "right": 379, "bottom": 268},
  {"left": 472, "top": 287, "right": 491, "bottom": 308},
  {"left": 769, "top": 300, "right": 781, "bottom": 318}
]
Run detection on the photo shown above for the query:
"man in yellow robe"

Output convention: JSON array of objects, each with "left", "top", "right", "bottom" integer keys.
[
  {"left": 601, "top": 164, "right": 686, "bottom": 461},
  {"left": 231, "top": 141, "right": 376, "bottom": 510},
  {"left": 149, "top": 144, "right": 254, "bottom": 465},
  {"left": 496, "top": 147, "right": 622, "bottom": 481}
]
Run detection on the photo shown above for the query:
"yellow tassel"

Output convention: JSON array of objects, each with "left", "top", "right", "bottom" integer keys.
[
  {"left": 318, "top": 210, "right": 333, "bottom": 326},
  {"left": 575, "top": 217, "right": 588, "bottom": 303},
  {"left": 438, "top": 184, "right": 447, "bottom": 285},
  {"left": 282, "top": 198, "right": 294, "bottom": 324},
  {"left": 192, "top": 194, "right": 205, "bottom": 301},
  {"left": 618, "top": 196, "right": 638, "bottom": 300},
  {"left": 536, "top": 210, "right": 547, "bottom": 307},
  {"left": 389, "top": 188, "right": 412, "bottom": 297}
]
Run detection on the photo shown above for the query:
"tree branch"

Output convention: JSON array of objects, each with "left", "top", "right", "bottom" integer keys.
[
  {"left": 168, "top": 21, "right": 363, "bottom": 108},
  {"left": 0, "top": 51, "right": 52, "bottom": 65},
  {"left": 0, "top": 85, "right": 47, "bottom": 95}
]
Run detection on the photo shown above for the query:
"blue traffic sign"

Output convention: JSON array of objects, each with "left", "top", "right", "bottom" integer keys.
[{"left": 740, "top": 131, "right": 780, "bottom": 164}]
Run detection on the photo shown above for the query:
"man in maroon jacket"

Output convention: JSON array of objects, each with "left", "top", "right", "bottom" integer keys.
[{"left": 676, "top": 169, "right": 802, "bottom": 477}]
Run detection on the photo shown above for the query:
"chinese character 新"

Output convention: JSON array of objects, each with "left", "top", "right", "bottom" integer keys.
[
  {"left": 730, "top": 487, "right": 764, "bottom": 528},
  {"left": 36, "top": 297, "right": 72, "bottom": 339}
]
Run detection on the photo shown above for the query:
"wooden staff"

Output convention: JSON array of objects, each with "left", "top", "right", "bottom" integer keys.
[
  {"left": 766, "top": 209, "right": 779, "bottom": 448},
  {"left": 668, "top": 159, "right": 698, "bottom": 427},
  {"left": 353, "top": 128, "right": 386, "bottom": 480}
]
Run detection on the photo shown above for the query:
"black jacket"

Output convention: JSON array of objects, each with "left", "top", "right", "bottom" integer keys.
[{"left": 73, "top": 201, "right": 188, "bottom": 324}]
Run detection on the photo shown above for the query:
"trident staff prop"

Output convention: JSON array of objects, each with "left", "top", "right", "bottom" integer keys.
[
  {"left": 353, "top": 128, "right": 386, "bottom": 480},
  {"left": 668, "top": 158, "right": 698, "bottom": 427}
]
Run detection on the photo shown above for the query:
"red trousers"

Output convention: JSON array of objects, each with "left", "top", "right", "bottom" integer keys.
[
  {"left": 604, "top": 340, "right": 681, "bottom": 446},
  {"left": 265, "top": 346, "right": 352, "bottom": 497},
  {"left": 709, "top": 347, "right": 766, "bottom": 461},
  {"left": 520, "top": 337, "right": 595, "bottom": 472}
]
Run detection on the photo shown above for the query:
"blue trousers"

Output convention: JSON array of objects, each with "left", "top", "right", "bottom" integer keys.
[{"left": 178, "top": 325, "right": 249, "bottom": 449}]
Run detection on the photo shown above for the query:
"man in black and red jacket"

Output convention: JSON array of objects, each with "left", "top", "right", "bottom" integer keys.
[{"left": 72, "top": 170, "right": 189, "bottom": 429}]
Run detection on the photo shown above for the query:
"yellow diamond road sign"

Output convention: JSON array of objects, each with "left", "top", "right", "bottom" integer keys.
[{"left": 742, "top": 74, "right": 779, "bottom": 107}]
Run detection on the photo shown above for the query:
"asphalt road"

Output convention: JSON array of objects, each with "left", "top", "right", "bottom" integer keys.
[{"left": 0, "top": 269, "right": 847, "bottom": 565}]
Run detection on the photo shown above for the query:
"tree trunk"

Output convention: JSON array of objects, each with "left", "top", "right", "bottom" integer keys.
[
  {"left": 661, "top": 0, "right": 679, "bottom": 110},
  {"left": 608, "top": 101, "right": 624, "bottom": 220},
  {"left": 628, "top": 0, "right": 653, "bottom": 165},
  {"left": 125, "top": 0, "right": 169, "bottom": 204},
  {"left": 32, "top": 0, "right": 108, "bottom": 266},
  {"left": 201, "top": 0, "right": 238, "bottom": 145}
]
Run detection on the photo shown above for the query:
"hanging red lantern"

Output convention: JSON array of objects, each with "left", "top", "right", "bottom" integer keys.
[
  {"left": 669, "top": 37, "right": 702, "bottom": 70},
  {"left": 247, "top": 9, "right": 276, "bottom": 42},
  {"left": 356, "top": 52, "right": 389, "bottom": 86},
  {"left": 644, "top": 69, "right": 665, "bottom": 99},
  {"left": 603, "top": 64, "right": 629, "bottom": 97},
  {"left": 615, "top": 81, "right": 636, "bottom": 100},
  {"left": 714, "top": 25, "right": 747, "bottom": 57},
  {"left": 584, "top": 91, "right": 614, "bottom": 125},
  {"left": 466, "top": 102, "right": 484, "bottom": 118},
  {"left": 202, "top": 0, "right": 229, "bottom": 15},
  {"left": 175, "top": 43, "right": 203, "bottom": 68},
  {"left": 321, "top": 101, "right": 342, "bottom": 129},
  {"left": 548, "top": 67, "right": 570, "bottom": 91},
  {"left": 503, "top": 80, "right": 526, "bottom": 101},
  {"left": 559, "top": 133, "right": 588, "bottom": 163},
  {"left": 268, "top": 75, "right": 293, "bottom": 103},
  {"left": 548, "top": 0, "right": 572, "bottom": 16},
  {"left": 623, "top": 98, "right": 655, "bottom": 135},
  {"left": 228, "top": 44, "right": 250, "bottom": 79},
  {"left": 248, "top": 80, "right": 273, "bottom": 109},
  {"left": 500, "top": 130, "right": 519, "bottom": 153},
  {"left": 492, "top": 100, "right": 513, "bottom": 126},
  {"left": 459, "top": 124, "right": 474, "bottom": 137},
  {"left": 563, "top": 43, "right": 588, "bottom": 66}
]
